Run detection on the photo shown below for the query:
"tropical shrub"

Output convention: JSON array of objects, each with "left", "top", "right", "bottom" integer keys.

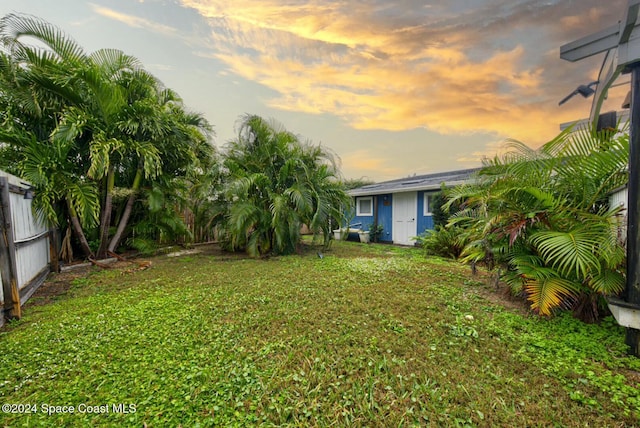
[
  {"left": 218, "top": 115, "right": 351, "bottom": 257},
  {"left": 431, "top": 192, "right": 448, "bottom": 228},
  {"left": 446, "top": 125, "right": 628, "bottom": 321},
  {"left": 369, "top": 223, "right": 384, "bottom": 243},
  {"left": 416, "top": 225, "right": 469, "bottom": 259}
]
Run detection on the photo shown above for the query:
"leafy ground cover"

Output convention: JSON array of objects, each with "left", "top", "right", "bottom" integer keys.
[{"left": 0, "top": 242, "right": 639, "bottom": 426}]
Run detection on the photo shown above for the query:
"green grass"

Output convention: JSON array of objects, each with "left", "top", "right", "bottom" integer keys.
[{"left": 0, "top": 241, "right": 639, "bottom": 427}]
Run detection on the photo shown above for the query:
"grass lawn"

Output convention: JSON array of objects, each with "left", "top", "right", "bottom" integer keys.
[{"left": 0, "top": 241, "right": 639, "bottom": 427}]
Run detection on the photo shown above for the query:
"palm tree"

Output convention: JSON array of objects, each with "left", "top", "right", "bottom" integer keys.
[
  {"left": 446, "top": 125, "right": 628, "bottom": 321},
  {"left": 0, "top": 13, "right": 99, "bottom": 257},
  {"left": 219, "top": 115, "right": 350, "bottom": 256},
  {"left": 106, "top": 89, "right": 214, "bottom": 254},
  {"left": 0, "top": 13, "right": 215, "bottom": 258}
]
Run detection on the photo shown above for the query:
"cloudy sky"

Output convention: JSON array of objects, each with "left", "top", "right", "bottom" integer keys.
[{"left": 0, "top": 0, "right": 632, "bottom": 181}]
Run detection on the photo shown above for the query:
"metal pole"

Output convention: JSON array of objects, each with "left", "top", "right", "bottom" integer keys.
[{"left": 625, "top": 64, "right": 640, "bottom": 355}]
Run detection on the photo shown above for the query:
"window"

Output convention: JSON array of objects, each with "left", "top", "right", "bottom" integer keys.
[
  {"left": 356, "top": 197, "right": 373, "bottom": 216},
  {"left": 424, "top": 193, "right": 436, "bottom": 216}
]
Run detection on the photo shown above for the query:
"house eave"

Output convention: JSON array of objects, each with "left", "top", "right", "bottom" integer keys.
[{"left": 348, "top": 179, "right": 471, "bottom": 197}]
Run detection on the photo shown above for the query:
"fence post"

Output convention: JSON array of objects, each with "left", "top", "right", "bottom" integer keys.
[
  {"left": 49, "top": 229, "right": 59, "bottom": 273},
  {"left": 0, "top": 177, "right": 21, "bottom": 319}
]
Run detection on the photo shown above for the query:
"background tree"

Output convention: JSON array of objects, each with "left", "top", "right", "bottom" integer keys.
[
  {"left": 219, "top": 115, "right": 350, "bottom": 257},
  {"left": 0, "top": 13, "right": 99, "bottom": 256},
  {"left": 0, "top": 13, "right": 215, "bottom": 258},
  {"left": 341, "top": 177, "right": 375, "bottom": 191}
]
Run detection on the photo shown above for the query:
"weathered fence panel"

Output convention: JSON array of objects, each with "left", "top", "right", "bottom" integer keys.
[{"left": 0, "top": 171, "right": 51, "bottom": 326}]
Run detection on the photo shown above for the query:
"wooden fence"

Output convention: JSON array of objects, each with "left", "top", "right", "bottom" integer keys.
[{"left": 0, "top": 171, "right": 53, "bottom": 327}]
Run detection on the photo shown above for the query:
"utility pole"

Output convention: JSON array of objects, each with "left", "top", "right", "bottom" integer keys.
[
  {"left": 561, "top": 0, "right": 640, "bottom": 356},
  {"left": 624, "top": 65, "right": 640, "bottom": 355}
]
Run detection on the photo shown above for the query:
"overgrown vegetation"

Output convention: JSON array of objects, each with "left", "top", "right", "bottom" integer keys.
[
  {"left": 217, "top": 115, "right": 351, "bottom": 256},
  {"left": 0, "top": 14, "right": 355, "bottom": 261},
  {"left": 415, "top": 225, "right": 469, "bottom": 259},
  {"left": 0, "top": 13, "right": 215, "bottom": 259},
  {"left": 0, "top": 242, "right": 637, "bottom": 426},
  {"left": 432, "top": 125, "right": 628, "bottom": 321}
]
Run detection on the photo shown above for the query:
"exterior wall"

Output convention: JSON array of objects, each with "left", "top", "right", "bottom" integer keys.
[
  {"left": 610, "top": 187, "right": 628, "bottom": 245},
  {"left": 610, "top": 187, "right": 627, "bottom": 211},
  {"left": 417, "top": 191, "right": 436, "bottom": 235},
  {"left": 351, "top": 190, "right": 441, "bottom": 243},
  {"left": 351, "top": 196, "right": 374, "bottom": 231},
  {"left": 351, "top": 194, "right": 393, "bottom": 242},
  {"left": 377, "top": 194, "right": 393, "bottom": 242}
]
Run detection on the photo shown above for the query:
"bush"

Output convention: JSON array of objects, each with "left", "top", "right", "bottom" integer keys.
[{"left": 416, "top": 225, "right": 468, "bottom": 259}]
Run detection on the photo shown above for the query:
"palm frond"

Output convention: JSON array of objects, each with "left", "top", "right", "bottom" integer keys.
[
  {"left": 524, "top": 276, "right": 582, "bottom": 316},
  {"left": 531, "top": 229, "right": 602, "bottom": 278},
  {"left": 0, "top": 13, "right": 86, "bottom": 64}
]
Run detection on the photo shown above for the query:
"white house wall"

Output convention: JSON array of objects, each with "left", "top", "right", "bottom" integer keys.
[
  {"left": 610, "top": 187, "right": 628, "bottom": 211},
  {"left": 610, "top": 186, "right": 628, "bottom": 246}
]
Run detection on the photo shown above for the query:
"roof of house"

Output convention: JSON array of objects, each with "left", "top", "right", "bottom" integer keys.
[
  {"left": 559, "top": 109, "right": 629, "bottom": 131},
  {"left": 348, "top": 167, "right": 481, "bottom": 197}
]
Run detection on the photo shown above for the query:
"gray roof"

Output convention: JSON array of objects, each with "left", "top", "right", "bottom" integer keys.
[{"left": 348, "top": 167, "right": 481, "bottom": 197}]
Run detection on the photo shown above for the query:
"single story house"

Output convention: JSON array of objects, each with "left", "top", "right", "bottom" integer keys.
[{"left": 347, "top": 168, "right": 480, "bottom": 245}]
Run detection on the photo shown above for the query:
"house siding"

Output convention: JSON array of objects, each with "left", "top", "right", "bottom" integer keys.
[
  {"left": 347, "top": 168, "right": 479, "bottom": 245},
  {"left": 417, "top": 191, "right": 435, "bottom": 235},
  {"left": 377, "top": 194, "right": 393, "bottom": 242},
  {"left": 610, "top": 186, "right": 627, "bottom": 244},
  {"left": 351, "top": 196, "right": 374, "bottom": 231},
  {"left": 351, "top": 194, "right": 393, "bottom": 242},
  {"left": 352, "top": 191, "right": 439, "bottom": 242},
  {"left": 610, "top": 187, "right": 627, "bottom": 211}
]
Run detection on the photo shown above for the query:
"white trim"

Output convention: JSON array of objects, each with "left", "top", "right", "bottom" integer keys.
[
  {"left": 356, "top": 196, "right": 373, "bottom": 216},
  {"left": 423, "top": 192, "right": 435, "bottom": 216}
]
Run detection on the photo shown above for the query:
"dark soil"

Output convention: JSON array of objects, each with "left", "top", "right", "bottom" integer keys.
[{"left": 25, "top": 243, "right": 230, "bottom": 308}]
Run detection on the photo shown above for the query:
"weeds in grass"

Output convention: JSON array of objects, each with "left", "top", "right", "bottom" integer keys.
[{"left": 0, "top": 241, "right": 637, "bottom": 426}]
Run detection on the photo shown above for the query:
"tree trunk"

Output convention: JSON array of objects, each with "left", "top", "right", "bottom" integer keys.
[
  {"left": 67, "top": 199, "right": 94, "bottom": 259},
  {"left": 572, "top": 292, "right": 600, "bottom": 323},
  {"left": 108, "top": 168, "right": 142, "bottom": 253},
  {"left": 96, "top": 167, "right": 115, "bottom": 259}
]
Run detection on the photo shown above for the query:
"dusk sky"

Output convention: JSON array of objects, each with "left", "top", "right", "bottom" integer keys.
[{"left": 0, "top": 0, "right": 633, "bottom": 181}]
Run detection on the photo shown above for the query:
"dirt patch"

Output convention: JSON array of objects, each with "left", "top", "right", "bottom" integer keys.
[
  {"left": 25, "top": 244, "right": 232, "bottom": 308},
  {"left": 468, "top": 269, "right": 533, "bottom": 315},
  {"left": 25, "top": 261, "right": 132, "bottom": 308},
  {"left": 26, "top": 271, "right": 83, "bottom": 307}
]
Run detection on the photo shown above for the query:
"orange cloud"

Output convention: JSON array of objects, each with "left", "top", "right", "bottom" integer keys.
[
  {"left": 340, "top": 150, "right": 403, "bottom": 179},
  {"left": 90, "top": 4, "right": 178, "bottom": 35},
  {"left": 179, "top": 0, "right": 625, "bottom": 150}
]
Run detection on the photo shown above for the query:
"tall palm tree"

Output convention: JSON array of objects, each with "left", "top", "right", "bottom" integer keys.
[
  {"left": 0, "top": 13, "right": 215, "bottom": 258},
  {"left": 0, "top": 13, "right": 99, "bottom": 256},
  {"left": 106, "top": 89, "right": 214, "bottom": 254}
]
